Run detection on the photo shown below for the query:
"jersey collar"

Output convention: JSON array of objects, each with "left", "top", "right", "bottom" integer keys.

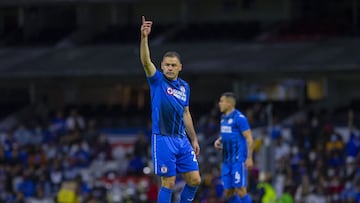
[{"left": 222, "top": 109, "right": 236, "bottom": 119}]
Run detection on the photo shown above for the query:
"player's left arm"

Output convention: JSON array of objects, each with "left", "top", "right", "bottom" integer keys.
[
  {"left": 183, "top": 106, "right": 200, "bottom": 155},
  {"left": 243, "top": 129, "right": 254, "bottom": 169}
]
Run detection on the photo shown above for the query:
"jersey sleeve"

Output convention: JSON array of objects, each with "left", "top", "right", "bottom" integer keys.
[
  {"left": 185, "top": 84, "right": 190, "bottom": 107},
  {"left": 236, "top": 114, "right": 250, "bottom": 133},
  {"left": 147, "top": 69, "right": 162, "bottom": 85}
]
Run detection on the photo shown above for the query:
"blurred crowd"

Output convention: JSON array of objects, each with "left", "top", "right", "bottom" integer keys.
[
  {"left": 0, "top": 102, "right": 359, "bottom": 203},
  {"left": 0, "top": 108, "right": 157, "bottom": 203}
]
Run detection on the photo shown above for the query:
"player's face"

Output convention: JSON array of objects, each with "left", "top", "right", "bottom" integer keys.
[
  {"left": 161, "top": 57, "right": 182, "bottom": 80},
  {"left": 218, "top": 96, "right": 231, "bottom": 113}
]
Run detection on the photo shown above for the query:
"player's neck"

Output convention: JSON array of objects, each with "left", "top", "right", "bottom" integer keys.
[
  {"left": 165, "top": 76, "right": 178, "bottom": 81},
  {"left": 224, "top": 108, "right": 235, "bottom": 116}
]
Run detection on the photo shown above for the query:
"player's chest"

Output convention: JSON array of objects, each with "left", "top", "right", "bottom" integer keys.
[
  {"left": 161, "top": 82, "right": 187, "bottom": 103},
  {"left": 221, "top": 118, "right": 237, "bottom": 133}
]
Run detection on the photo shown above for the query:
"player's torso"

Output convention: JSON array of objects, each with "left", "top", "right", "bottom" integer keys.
[
  {"left": 221, "top": 111, "right": 247, "bottom": 162},
  {"left": 149, "top": 71, "right": 189, "bottom": 136}
]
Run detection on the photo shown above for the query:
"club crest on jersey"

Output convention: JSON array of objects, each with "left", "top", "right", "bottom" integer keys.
[
  {"left": 161, "top": 166, "right": 168, "bottom": 174},
  {"left": 228, "top": 119, "right": 233, "bottom": 124},
  {"left": 180, "top": 86, "right": 185, "bottom": 92},
  {"left": 166, "top": 87, "right": 186, "bottom": 101}
]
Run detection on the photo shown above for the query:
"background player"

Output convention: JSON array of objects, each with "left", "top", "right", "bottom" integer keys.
[
  {"left": 214, "top": 92, "right": 254, "bottom": 203},
  {"left": 140, "top": 16, "right": 201, "bottom": 203}
]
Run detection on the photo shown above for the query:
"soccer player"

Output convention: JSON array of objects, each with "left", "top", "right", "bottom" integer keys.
[
  {"left": 214, "top": 92, "right": 254, "bottom": 203},
  {"left": 140, "top": 16, "right": 201, "bottom": 203}
]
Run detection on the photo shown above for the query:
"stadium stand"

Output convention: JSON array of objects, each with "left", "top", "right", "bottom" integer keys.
[
  {"left": 0, "top": 0, "right": 359, "bottom": 202},
  {"left": 0, "top": 95, "right": 359, "bottom": 202}
]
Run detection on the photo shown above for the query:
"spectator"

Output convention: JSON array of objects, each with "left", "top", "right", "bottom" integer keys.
[
  {"left": 256, "top": 173, "right": 277, "bottom": 203},
  {"left": 57, "top": 181, "right": 79, "bottom": 203},
  {"left": 66, "top": 109, "right": 85, "bottom": 131},
  {"left": 13, "top": 124, "right": 33, "bottom": 147},
  {"left": 346, "top": 131, "right": 360, "bottom": 158},
  {"left": 126, "top": 153, "right": 144, "bottom": 176},
  {"left": 0, "top": 146, "right": 6, "bottom": 165},
  {"left": 340, "top": 181, "right": 357, "bottom": 202},
  {"left": 83, "top": 119, "right": 100, "bottom": 147},
  {"left": 27, "top": 146, "right": 47, "bottom": 168},
  {"left": 25, "top": 187, "right": 54, "bottom": 203},
  {"left": 274, "top": 136, "right": 291, "bottom": 162},
  {"left": 93, "top": 134, "right": 112, "bottom": 161},
  {"left": 328, "top": 150, "right": 344, "bottom": 169},
  {"left": 74, "top": 175, "right": 91, "bottom": 199},
  {"left": 49, "top": 110, "right": 66, "bottom": 136},
  {"left": 276, "top": 186, "right": 294, "bottom": 203},
  {"left": 49, "top": 159, "right": 64, "bottom": 193},
  {"left": 146, "top": 175, "right": 159, "bottom": 203},
  {"left": 31, "top": 123, "right": 44, "bottom": 145},
  {"left": 355, "top": 180, "right": 360, "bottom": 203},
  {"left": 304, "top": 184, "right": 327, "bottom": 203},
  {"left": 344, "top": 156, "right": 358, "bottom": 181},
  {"left": 69, "top": 142, "right": 91, "bottom": 168},
  {"left": 133, "top": 131, "right": 149, "bottom": 159},
  {"left": 327, "top": 173, "right": 344, "bottom": 200},
  {"left": 294, "top": 174, "right": 312, "bottom": 203},
  {"left": 6, "top": 147, "right": 28, "bottom": 166},
  {"left": 326, "top": 133, "right": 344, "bottom": 153},
  {"left": 17, "top": 170, "right": 36, "bottom": 198},
  {"left": 35, "top": 172, "right": 52, "bottom": 198}
]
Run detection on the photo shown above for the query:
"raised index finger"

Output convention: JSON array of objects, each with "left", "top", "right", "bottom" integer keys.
[{"left": 142, "top": 16, "right": 145, "bottom": 24}]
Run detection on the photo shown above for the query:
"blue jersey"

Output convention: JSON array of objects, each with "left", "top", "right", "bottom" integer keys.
[
  {"left": 220, "top": 109, "right": 250, "bottom": 163},
  {"left": 147, "top": 70, "right": 190, "bottom": 136}
]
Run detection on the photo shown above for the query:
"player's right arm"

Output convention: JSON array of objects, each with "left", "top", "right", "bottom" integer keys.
[{"left": 140, "top": 16, "right": 156, "bottom": 77}]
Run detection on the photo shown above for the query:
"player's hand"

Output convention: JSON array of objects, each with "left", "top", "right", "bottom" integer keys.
[
  {"left": 192, "top": 140, "right": 200, "bottom": 156},
  {"left": 245, "top": 158, "right": 253, "bottom": 169},
  {"left": 141, "top": 16, "right": 152, "bottom": 37},
  {"left": 214, "top": 138, "right": 222, "bottom": 150}
]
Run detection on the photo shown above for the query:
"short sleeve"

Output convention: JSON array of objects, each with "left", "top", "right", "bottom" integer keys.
[
  {"left": 237, "top": 114, "right": 250, "bottom": 133},
  {"left": 147, "top": 70, "right": 162, "bottom": 85}
]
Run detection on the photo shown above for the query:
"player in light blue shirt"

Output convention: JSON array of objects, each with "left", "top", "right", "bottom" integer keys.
[
  {"left": 140, "top": 16, "right": 201, "bottom": 203},
  {"left": 214, "top": 92, "right": 254, "bottom": 203}
]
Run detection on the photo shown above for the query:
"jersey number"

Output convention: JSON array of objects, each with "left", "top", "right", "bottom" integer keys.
[
  {"left": 191, "top": 151, "right": 197, "bottom": 162},
  {"left": 235, "top": 171, "right": 240, "bottom": 184}
]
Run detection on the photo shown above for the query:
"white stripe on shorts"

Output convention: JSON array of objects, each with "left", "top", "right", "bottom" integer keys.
[
  {"left": 153, "top": 134, "right": 158, "bottom": 174},
  {"left": 242, "top": 162, "right": 246, "bottom": 186}
]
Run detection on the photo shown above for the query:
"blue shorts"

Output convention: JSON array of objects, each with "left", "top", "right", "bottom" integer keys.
[
  {"left": 221, "top": 161, "right": 247, "bottom": 189},
  {"left": 152, "top": 134, "right": 199, "bottom": 177}
]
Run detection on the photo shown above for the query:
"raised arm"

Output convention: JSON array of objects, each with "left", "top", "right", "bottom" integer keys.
[
  {"left": 140, "top": 16, "right": 156, "bottom": 77},
  {"left": 183, "top": 106, "right": 200, "bottom": 155}
]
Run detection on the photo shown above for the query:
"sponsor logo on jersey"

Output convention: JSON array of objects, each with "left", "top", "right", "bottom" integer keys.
[
  {"left": 166, "top": 87, "right": 186, "bottom": 101},
  {"left": 221, "top": 126, "right": 232, "bottom": 133}
]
